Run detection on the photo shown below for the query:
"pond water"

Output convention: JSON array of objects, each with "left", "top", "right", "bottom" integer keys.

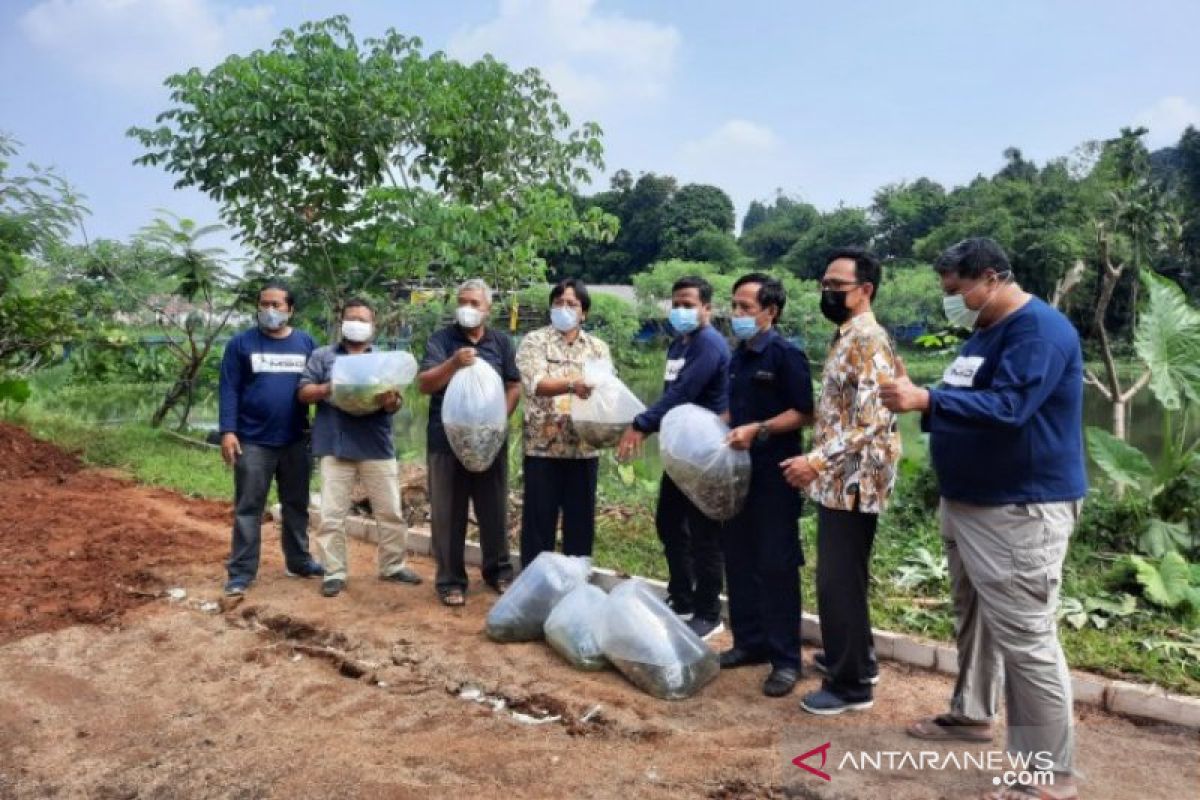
[{"left": 38, "top": 352, "right": 1175, "bottom": 478}]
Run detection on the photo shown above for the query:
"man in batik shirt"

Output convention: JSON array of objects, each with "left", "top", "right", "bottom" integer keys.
[{"left": 782, "top": 247, "right": 901, "bottom": 715}]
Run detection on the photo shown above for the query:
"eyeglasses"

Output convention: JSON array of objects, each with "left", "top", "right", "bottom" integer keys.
[{"left": 820, "top": 279, "right": 863, "bottom": 291}]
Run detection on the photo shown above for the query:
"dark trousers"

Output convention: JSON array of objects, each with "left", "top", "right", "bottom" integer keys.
[
  {"left": 227, "top": 439, "right": 312, "bottom": 582},
  {"left": 721, "top": 462, "right": 803, "bottom": 671},
  {"left": 520, "top": 455, "right": 599, "bottom": 568},
  {"left": 816, "top": 504, "right": 879, "bottom": 702},
  {"left": 657, "top": 473, "right": 724, "bottom": 621},
  {"left": 428, "top": 449, "right": 514, "bottom": 593}
]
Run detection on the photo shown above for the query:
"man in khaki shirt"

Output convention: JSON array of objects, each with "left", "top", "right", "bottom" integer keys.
[{"left": 515, "top": 278, "right": 610, "bottom": 566}]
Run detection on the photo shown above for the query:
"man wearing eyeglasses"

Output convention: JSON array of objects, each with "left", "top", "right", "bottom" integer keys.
[{"left": 782, "top": 248, "right": 901, "bottom": 715}]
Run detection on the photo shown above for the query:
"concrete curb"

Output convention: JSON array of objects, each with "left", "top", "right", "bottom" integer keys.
[{"left": 274, "top": 503, "right": 1200, "bottom": 729}]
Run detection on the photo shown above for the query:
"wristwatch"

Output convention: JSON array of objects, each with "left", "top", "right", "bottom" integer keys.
[
  {"left": 567, "top": 380, "right": 575, "bottom": 396},
  {"left": 755, "top": 422, "right": 770, "bottom": 443}
]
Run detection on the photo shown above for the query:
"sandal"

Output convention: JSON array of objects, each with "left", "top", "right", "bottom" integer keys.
[
  {"left": 907, "top": 714, "right": 994, "bottom": 742},
  {"left": 439, "top": 589, "right": 466, "bottom": 607},
  {"left": 490, "top": 576, "right": 513, "bottom": 595}
]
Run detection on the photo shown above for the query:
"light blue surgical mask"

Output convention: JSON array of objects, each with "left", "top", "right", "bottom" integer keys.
[
  {"left": 257, "top": 308, "right": 290, "bottom": 331},
  {"left": 731, "top": 315, "right": 759, "bottom": 341},
  {"left": 668, "top": 307, "right": 699, "bottom": 335},
  {"left": 550, "top": 306, "right": 579, "bottom": 332},
  {"left": 942, "top": 293, "right": 980, "bottom": 329}
]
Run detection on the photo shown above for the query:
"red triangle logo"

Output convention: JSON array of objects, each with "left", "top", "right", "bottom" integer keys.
[{"left": 792, "top": 741, "right": 832, "bottom": 782}]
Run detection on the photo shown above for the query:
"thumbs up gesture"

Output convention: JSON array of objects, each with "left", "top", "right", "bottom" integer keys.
[{"left": 879, "top": 355, "right": 929, "bottom": 413}]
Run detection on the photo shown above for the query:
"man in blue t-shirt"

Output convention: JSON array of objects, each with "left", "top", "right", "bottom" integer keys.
[
  {"left": 881, "top": 238, "right": 1084, "bottom": 800},
  {"left": 218, "top": 282, "right": 322, "bottom": 596},
  {"left": 617, "top": 276, "right": 730, "bottom": 641}
]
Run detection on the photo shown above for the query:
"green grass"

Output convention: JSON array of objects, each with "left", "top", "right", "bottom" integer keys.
[{"left": 10, "top": 408, "right": 232, "bottom": 500}]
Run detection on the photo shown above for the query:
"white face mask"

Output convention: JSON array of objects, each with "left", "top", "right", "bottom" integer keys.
[
  {"left": 456, "top": 305, "right": 483, "bottom": 329},
  {"left": 550, "top": 306, "right": 578, "bottom": 333},
  {"left": 341, "top": 320, "right": 373, "bottom": 343},
  {"left": 942, "top": 272, "right": 1010, "bottom": 329}
]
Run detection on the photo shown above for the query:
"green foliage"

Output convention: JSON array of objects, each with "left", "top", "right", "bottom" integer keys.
[
  {"left": 1127, "top": 552, "right": 1200, "bottom": 616},
  {"left": 1087, "top": 426, "right": 1155, "bottom": 492},
  {"left": 129, "top": 16, "right": 614, "bottom": 309},
  {"left": 891, "top": 547, "right": 949, "bottom": 591},
  {"left": 584, "top": 291, "right": 644, "bottom": 369},
  {"left": 872, "top": 266, "right": 943, "bottom": 328},
  {"left": 1077, "top": 490, "right": 1151, "bottom": 552},
  {"left": 1134, "top": 272, "right": 1200, "bottom": 411},
  {"left": 871, "top": 178, "right": 950, "bottom": 261},
  {"left": 660, "top": 183, "right": 735, "bottom": 257},
  {"left": 779, "top": 207, "right": 874, "bottom": 279},
  {"left": 738, "top": 194, "right": 820, "bottom": 266},
  {"left": 1058, "top": 592, "right": 1138, "bottom": 630}
]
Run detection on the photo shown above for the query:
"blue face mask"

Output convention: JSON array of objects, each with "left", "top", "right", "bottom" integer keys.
[
  {"left": 550, "top": 306, "right": 578, "bottom": 333},
  {"left": 731, "top": 315, "right": 759, "bottom": 341},
  {"left": 668, "top": 307, "right": 699, "bottom": 335}
]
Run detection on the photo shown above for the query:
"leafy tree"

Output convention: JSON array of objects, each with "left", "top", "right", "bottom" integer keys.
[
  {"left": 0, "top": 135, "right": 84, "bottom": 393},
  {"left": 871, "top": 178, "right": 948, "bottom": 261},
  {"left": 660, "top": 183, "right": 735, "bottom": 257},
  {"left": 738, "top": 194, "right": 819, "bottom": 266},
  {"left": 779, "top": 207, "right": 874, "bottom": 279},
  {"left": 128, "top": 16, "right": 615, "bottom": 316}
]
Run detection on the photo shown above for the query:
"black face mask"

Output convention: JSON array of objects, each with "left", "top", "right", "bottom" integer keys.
[{"left": 820, "top": 289, "right": 851, "bottom": 324}]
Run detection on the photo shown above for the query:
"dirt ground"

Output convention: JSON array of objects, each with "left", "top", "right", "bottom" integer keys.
[{"left": 0, "top": 424, "right": 1196, "bottom": 800}]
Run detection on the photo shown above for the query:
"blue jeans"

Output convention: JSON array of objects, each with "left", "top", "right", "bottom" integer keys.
[{"left": 227, "top": 439, "right": 313, "bottom": 582}]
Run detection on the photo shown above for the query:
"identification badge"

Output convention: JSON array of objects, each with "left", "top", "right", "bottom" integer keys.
[
  {"left": 943, "top": 356, "right": 985, "bottom": 388},
  {"left": 664, "top": 358, "right": 685, "bottom": 382},
  {"left": 251, "top": 353, "right": 307, "bottom": 373}
]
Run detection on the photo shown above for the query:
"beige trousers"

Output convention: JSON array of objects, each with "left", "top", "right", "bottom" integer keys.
[{"left": 317, "top": 456, "right": 408, "bottom": 582}]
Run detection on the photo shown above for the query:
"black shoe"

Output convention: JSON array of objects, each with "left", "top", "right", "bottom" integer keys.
[
  {"left": 321, "top": 579, "right": 345, "bottom": 597},
  {"left": 686, "top": 616, "right": 725, "bottom": 641},
  {"left": 763, "top": 667, "right": 799, "bottom": 698},
  {"left": 665, "top": 595, "right": 694, "bottom": 622},
  {"left": 719, "top": 647, "right": 769, "bottom": 669},
  {"left": 812, "top": 651, "right": 881, "bottom": 685},
  {"left": 380, "top": 566, "right": 422, "bottom": 585}
]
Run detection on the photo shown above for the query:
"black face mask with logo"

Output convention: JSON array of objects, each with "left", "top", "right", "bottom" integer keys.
[{"left": 820, "top": 289, "right": 851, "bottom": 325}]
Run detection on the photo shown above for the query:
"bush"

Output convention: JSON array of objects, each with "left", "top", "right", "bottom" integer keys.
[{"left": 1077, "top": 491, "right": 1151, "bottom": 552}]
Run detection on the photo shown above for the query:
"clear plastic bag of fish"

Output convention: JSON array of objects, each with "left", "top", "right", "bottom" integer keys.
[
  {"left": 442, "top": 361, "right": 509, "bottom": 472},
  {"left": 659, "top": 404, "right": 751, "bottom": 521},
  {"left": 597, "top": 579, "right": 719, "bottom": 700},
  {"left": 330, "top": 351, "right": 419, "bottom": 416},
  {"left": 485, "top": 552, "right": 592, "bottom": 643},
  {"left": 571, "top": 359, "right": 646, "bottom": 449},
  {"left": 543, "top": 583, "right": 609, "bottom": 671}
]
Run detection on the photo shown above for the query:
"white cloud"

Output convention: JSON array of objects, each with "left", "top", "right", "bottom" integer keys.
[
  {"left": 20, "top": 0, "right": 276, "bottom": 91},
  {"left": 1135, "top": 96, "right": 1200, "bottom": 148},
  {"left": 679, "top": 119, "right": 781, "bottom": 161},
  {"left": 448, "top": 0, "right": 681, "bottom": 117}
]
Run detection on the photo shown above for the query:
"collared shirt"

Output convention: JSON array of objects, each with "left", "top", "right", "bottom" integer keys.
[
  {"left": 728, "top": 327, "right": 814, "bottom": 465},
  {"left": 421, "top": 324, "right": 520, "bottom": 455},
  {"left": 515, "top": 325, "right": 611, "bottom": 458},
  {"left": 299, "top": 343, "right": 395, "bottom": 461},
  {"left": 804, "top": 311, "right": 902, "bottom": 514}
]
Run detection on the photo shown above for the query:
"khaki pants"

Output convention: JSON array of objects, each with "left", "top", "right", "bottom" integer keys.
[
  {"left": 941, "top": 499, "right": 1080, "bottom": 776},
  {"left": 317, "top": 456, "right": 409, "bottom": 582}
]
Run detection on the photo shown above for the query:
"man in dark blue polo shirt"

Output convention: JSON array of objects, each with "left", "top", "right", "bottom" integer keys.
[
  {"left": 720, "top": 273, "right": 814, "bottom": 698},
  {"left": 881, "top": 238, "right": 1085, "bottom": 799},
  {"left": 298, "top": 298, "right": 422, "bottom": 598},
  {"left": 218, "top": 281, "right": 322, "bottom": 597},
  {"left": 617, "top": 276, "right": 730, "bottom": 640},
  {"left": 418, "top": 279, "right": 521, "bottom": 607}
]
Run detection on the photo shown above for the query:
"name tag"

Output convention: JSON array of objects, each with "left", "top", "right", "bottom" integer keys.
[
  {"left": 664, "top": 358, "right": 685, "bottom": 382},
  {"left": 251, "top": 353, "right": 307, "bottom": 374},
  {"left": 943, "top": 356, "right": 984, "bottom": 388}
]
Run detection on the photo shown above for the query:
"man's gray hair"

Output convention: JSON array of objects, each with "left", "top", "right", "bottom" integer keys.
[{"left": 457, "top": 278, "right": 493, "bottom": 304}]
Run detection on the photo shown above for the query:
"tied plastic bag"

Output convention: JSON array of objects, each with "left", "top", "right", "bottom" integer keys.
[
  {"left": 660, "top": 404, "right": 751, "bottom": 521},
  {"left": 543, "top": 583, "right": 609, "bottom": 671},
  {"left": 597, "top": 580, "right": 719, "bottom": 700},
  {"left": 571, "top": 359, "right": 646, "bottom": 449},
  {"left": 330, "top": 351, "right": 419, "bottom": 416},
  {"left": 485, "top": 552, "right": 592, "bottom": 642},
  {"left": 442, "top": 361, "right": 508, "bottom": 472}
]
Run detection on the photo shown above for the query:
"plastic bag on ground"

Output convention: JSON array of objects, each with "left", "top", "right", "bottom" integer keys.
[
  {"left": 596, "top": 579, "right": 719, "bottom": 700},
  {"left": 571, "top": 359, "right": 646, "bottom": 449},
  {"left": 442, "top": 361, "right": 508, "bottom": 472},
  {"left": 659, "top": 404, "right": 751, "bottom": 521},
  {"left": 485, "top": 552, "right": 592, "bottom": 642},
  {"left": 543, "top": 583, "right": 609, "bottom": 671},
  {"left": 330, "top": 351, "right": 419, "bottom": 416}
]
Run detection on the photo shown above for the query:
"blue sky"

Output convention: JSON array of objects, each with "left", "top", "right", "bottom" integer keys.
[{"left": 2, "top": 0, "right": 1198, "bottom": 250}]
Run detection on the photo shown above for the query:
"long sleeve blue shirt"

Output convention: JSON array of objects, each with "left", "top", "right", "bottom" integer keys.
[
  {"left": 926, "top": 297, "right": 1087, "bottom": 505},
  {"left": 218, "top": 327, "right": 316, "bottom": 447},
  {"left": 633, "top": 323, "right": 730, "bottom": 434}
]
